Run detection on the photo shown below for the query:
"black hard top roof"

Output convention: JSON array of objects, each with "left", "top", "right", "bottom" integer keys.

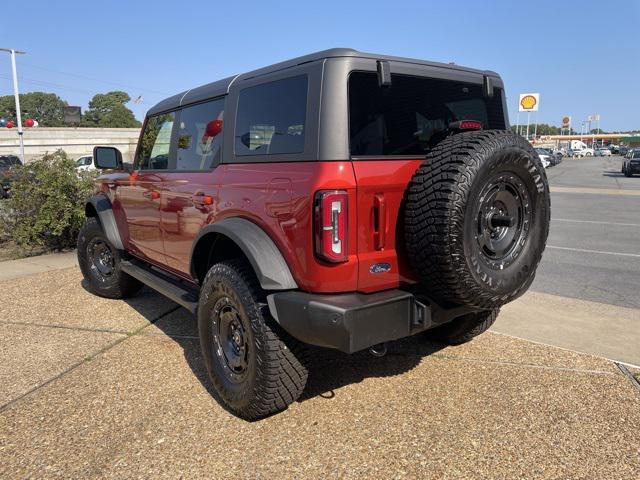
[{"left": 147, "top": 48, "right": 499, "bottom": 116}]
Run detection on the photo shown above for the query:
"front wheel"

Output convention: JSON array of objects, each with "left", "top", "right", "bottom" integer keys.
[
  {"left": 198, "top": 259, "right": 308, "bottom": 420},
  {"left": 77, "top": 217, "right": 143, "bottom": 299}
]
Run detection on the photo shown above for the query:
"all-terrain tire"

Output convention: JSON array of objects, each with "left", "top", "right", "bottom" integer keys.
[
  {"left": 430, "top": 309, "right": 499, "bottom": 345},
  {"left": 77, "top": 217, "right": 143, "bottom": 299},
  {"left": 198, "top": 259, "right": 308, "bottom": 420},
  {"left": 405, "top": 130, "right": 550, "bottom": 309}
]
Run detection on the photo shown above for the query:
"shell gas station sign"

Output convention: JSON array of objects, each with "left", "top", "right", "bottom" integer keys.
[{"left": 518, "top": 93, "right": 540, "bottom": 112}]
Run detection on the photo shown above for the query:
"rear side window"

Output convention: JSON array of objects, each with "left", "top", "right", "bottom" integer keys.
[
  {"left": 137, "top": 112, "right": 175, "bottom": 170},
  {"left": 348, "top": 72, "right": 505, "bottom": 156},
  {"left": 176, "top": 98, "right": 225, "bottom": 171},
  {"left": 235, "top": 75, "right": 307, "bottom": 156}
]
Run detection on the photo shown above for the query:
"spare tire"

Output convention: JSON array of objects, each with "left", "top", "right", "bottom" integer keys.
[{"left": 405, "top": 130, "right": 550, "bottom": 309}]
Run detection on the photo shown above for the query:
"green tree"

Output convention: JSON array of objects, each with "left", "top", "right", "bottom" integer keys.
[
  {"left": 510, "top": 123, "right": 577, "bottom": 136},
  {"left": 0, "top": 92, "right": 68, "bottom": 126},
  {"left": 82, "top": 91, "right": 141, "bottom": 128}
]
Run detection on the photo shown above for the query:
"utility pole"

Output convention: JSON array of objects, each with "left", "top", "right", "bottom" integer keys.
[{"left": 1, "top": 48, "right": 26, "bottom": 164}]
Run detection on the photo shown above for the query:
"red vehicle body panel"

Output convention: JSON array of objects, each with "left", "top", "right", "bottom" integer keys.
[
  {"left": 352, "top": 159, "right": 422, "bottom": 292},
  {"left": 99, "top": 158, "right": 423, "bottom": 294}
]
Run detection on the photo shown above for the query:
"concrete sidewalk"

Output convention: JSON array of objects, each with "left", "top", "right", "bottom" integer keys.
[
  {"left": 0, "top": 250, "right": 77, "bottom": 282},
  {"left": 494, "top": 290, "right": 640, "bottom": 367},
  {"left": 1, "top": 268, "right": 639, "bottom": 478}
]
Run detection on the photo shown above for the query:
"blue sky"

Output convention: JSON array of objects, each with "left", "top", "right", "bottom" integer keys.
[{"left": 2, "top": 0, "right": 639, "bottom": 131}]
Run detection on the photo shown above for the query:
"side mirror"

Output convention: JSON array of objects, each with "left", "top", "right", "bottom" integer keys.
[{"left": 93, "top": 146, "right": 123, "bottom": 170}]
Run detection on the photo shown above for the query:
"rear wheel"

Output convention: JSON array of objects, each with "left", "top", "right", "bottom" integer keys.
[
  {"left": 405, "top": 130, "right": 550, "bottom": 309},
  {"left": 198, "top": 259, "right": 307, "bottom": 420},
  {"left": 77, "top": 217, "right": 142, "bottom": 299}
]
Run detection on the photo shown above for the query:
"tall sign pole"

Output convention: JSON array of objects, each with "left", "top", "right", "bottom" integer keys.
[{"left": 1, "top": 48, "right": 26, "bottom": 164}]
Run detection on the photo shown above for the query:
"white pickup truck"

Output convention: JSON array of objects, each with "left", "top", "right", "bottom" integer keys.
[{"left": 570, "top": 140, "right": 594, "bottom": 157}]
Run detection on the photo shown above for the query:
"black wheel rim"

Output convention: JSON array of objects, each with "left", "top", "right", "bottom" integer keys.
[
  {"left": 211, "top": 297, "right": 249, "bottom": 383},
  {"left": 474, "top": 172, "right": 531, "bottom": 269},
  {"left": 88, "top": 238, "right": 115, "bottom": 282}
]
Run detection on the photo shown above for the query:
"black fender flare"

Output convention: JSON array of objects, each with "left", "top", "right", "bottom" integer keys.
[
  {"left": 190, "top": 218, "right": 298, "bottom": 291},
  {"left": 86, "top": 194, "right": 124, "bottom": 250}
]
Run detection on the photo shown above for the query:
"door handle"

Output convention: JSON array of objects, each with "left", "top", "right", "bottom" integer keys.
[
  {"left": 373, "top": 193, "right": 387, "bottom": 250},
  {"left": 143, "top": 190, "right": 160, "bottom": 200}
]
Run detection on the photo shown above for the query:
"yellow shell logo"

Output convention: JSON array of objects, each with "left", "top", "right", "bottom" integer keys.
[{"left": 520, "top": 95, "right": 537, "bottom": 110}]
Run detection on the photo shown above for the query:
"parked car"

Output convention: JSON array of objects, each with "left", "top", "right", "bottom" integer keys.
[
  {"left": 540, "top": 147, "right": 563, "bottom": 165},
  {"left": 79, "top": 48, "right": 550, "bottom": 419},
  {"left": 619, "top": 146, "right": 629, "bottom": 157},
  {"left": 622, "top": 150, "right": 640, "bottom": 177},
  {"left": 535, "top": 148, "right": 552, "bottom": 168},
  {"left": 0, "top": 155, "right": 21, "bottom": 198},
  {"left": 75, "top": 155, "right": 95, "bottom": 172},
  {"left": 609, "top": 144, "right": 619, "bottom": 154},
  {"left": 595, "top": 146, "right": 612, "bottom": 156},
  {"left": 574, "top": 147, "right": 595, "bottom": 157}
]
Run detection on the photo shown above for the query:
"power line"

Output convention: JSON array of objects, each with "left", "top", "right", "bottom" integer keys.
[
  {"left": 0, "top": 73, "right": 97, "bottom": 95},
  {"left": 18, "top": 61, "right": 172, "bottom": 96},
  {"left": 0, "top": 73, "right": 161, "bottom": 103}
]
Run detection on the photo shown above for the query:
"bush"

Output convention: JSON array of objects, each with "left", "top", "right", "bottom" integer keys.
[{"left": 0, "top": 150, "right": 96, "bottom": 250}]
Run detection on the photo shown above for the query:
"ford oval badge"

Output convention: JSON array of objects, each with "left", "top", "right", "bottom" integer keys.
[{"left": 370, "top": 262, "right": 391, "bottom": 274}]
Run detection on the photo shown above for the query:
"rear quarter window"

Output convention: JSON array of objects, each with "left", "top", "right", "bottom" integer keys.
[{"left": 234, "top": 75, "right": 307, "bottom": 156}]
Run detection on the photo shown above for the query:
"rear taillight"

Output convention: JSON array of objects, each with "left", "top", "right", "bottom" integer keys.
[{"left": 314, "top": 190, "right": 348, "bottom": 263}]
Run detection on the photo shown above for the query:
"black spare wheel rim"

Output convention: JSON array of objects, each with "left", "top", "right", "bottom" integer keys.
[
  {"left": 474, "top": 172, "right": 531, "bottom": 270},
  {"left": 88, "top": 238, "right": 115, "bottom": 282},
  {"left": 211, "top": 296, "right": 249, "bottom": 383}
]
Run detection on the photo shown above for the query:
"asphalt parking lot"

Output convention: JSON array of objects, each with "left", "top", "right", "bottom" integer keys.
[
  {"left": 1, "top": 154, "right": 639, "bottom": 478},
  {"left": 534, "top": 154, "right": 640, "bottom": 307},
  {"left": 492, "top": 154, "right": 640, "bottom": 366}
]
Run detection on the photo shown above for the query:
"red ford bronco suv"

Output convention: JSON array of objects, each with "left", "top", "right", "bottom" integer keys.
[{"left": 79, "top": 49, "right": 550, "bottom": 419}]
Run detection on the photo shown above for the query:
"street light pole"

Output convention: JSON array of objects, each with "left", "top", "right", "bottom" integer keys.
[{"left": 1, "top": 48, "right": 26, "bottom": 164}]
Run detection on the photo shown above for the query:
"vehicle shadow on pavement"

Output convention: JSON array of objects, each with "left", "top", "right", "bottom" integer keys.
[
  {"left": 299, "top": 338, "right": 445, "bottom": 402},
  {"left": 602, "top": 170, "right": 625, "bottom": 177},
  {"left": 83, "top": 284, "right": 449, "bottom": 414}
]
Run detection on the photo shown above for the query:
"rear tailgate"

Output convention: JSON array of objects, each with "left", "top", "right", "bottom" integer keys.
[
  {"left": 353, "top": 159, "right": 422, "bottom": 293},
  {"left": 347, "top": 71, "right": 506, "bottom": 293}
]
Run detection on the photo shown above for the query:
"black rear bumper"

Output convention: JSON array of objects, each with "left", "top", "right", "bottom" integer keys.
[{"left": 267, "top": 289, "right": 478, "bottom": 353}]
